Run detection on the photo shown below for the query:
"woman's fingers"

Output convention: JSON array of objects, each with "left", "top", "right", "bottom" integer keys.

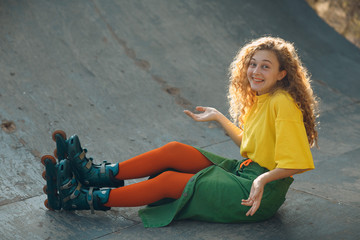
[
  {"left": 184, "top": 106, "right": 218, "bottom": 122},
  {"left": 246, "top": 205, "right": 256, "bottom": 216},
  {"left": 184, "top": 106, "right": 205, "bottom": 116},
  {"left": 184, "top": 107, "right": 208, "bottom": 121},
  {"left": 195, "top": 106, "right": 206, "bottom": 112},
  {"left": 184, "top": 111, "right": 197, "bottom": 120},
  {"left": 183, "top": 110, "right": 193, "bottom": 117},
  {"left": 241, "top": 198, "right": 253, "bottom": 206},
  {"left": 241, "top": 197, "right": 261, "bottom": 216},
  {"left": 241, "top": 179, "right": 264, "bottom": 217},
  {"left": 247, "top": 199, "right": 260, "bottom": 216}
]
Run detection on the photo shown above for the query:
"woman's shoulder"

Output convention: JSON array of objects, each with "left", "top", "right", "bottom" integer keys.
[
  {"left": 268, "top": 90, "right": 293, "bottom": 107},
  {"left": 270, "top": 89, "right": 293, "bottom": 102},
  {"left": 269, "top": 90, "right": 302, "bottom": 119}
]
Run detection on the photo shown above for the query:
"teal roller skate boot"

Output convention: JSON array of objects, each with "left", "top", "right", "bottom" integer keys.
[
  {"left": 61, "top": 184, "right": 112, "bottom": 213},
  {"left": 67, "top": 135, "right": 124, "bottom": 188},
  {"left": 51, "top": 130, "right": 70, "bottom": 161},
  {"left": 56, "top": 158, "right": 111, "bottom": 212},
  {"left": 42, "top": 155, "right": 111, "bottom": 212}
]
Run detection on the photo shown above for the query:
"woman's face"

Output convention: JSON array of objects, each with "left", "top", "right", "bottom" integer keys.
[{"left": 247, "top": 50, "right": 286, "bottom": 95}]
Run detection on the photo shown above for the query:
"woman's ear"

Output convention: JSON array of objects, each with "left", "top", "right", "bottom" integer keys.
[{"left": 277, "top": 70, "right": 287, "bottom": 81}]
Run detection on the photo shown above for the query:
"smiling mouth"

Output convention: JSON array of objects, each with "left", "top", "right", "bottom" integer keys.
[{"left": 252, "top": 77, "right": 264, "bottom": 83}]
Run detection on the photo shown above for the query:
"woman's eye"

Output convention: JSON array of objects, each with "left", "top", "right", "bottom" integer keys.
[
  {"left": 250, "top": 63, "right": 256, "bottom": 67},
  {"left": 262, "top": 65, "right": 269, "bottom": 69}
]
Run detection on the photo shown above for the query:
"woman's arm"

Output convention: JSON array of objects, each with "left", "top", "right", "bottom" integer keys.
[
  {"left": 241, "top": 168, "right": 305, "bottom": 216},
  {"left": 184, "top": 106, "right": 243, "bottom": 147}
]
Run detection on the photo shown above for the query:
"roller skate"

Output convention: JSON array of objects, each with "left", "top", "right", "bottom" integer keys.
[
  {"left": 41, "top": 155, "right": 111, "bottom": 212},
  {"left": 66, "top": 134, "right": 124, "bottom": 188}
]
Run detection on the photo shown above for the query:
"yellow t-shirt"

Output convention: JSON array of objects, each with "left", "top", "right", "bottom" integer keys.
[{"left": 240, "top": 90, "right": 315, "bottom": 171}]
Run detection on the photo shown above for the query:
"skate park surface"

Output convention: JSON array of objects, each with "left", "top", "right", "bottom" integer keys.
[{"left": 0, "top": 0, "right": 359, "bottom": 239}]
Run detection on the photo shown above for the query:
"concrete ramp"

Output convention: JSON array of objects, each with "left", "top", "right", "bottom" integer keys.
[{"left": 0, "top": 0, "right": 359, "bottom": 239}]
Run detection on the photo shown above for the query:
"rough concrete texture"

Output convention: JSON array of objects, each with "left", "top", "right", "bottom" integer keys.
[{"left": 0, "top": 0, "right": 359, "bottom": 239}]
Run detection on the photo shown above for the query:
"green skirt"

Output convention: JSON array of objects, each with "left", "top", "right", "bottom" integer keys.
[{"left": 138, "top": 148, "right": 293, "bottom": 228}]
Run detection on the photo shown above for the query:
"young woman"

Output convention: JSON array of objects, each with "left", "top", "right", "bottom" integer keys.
[{"left": 41, "top": 36, "right": 318, "bottom": 228}]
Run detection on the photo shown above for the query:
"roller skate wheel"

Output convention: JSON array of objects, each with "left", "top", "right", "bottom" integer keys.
[
  {"left": 43, "top": 185, "right": 48, "bottom": 194},
  {"left": 44, "top": 199, "right": 54, "bottom": 211},
  {"left": 52, "top": 130, "right": 67, "bottom": 142},
  {"left": 41, "top": 155, "right": 56, "bottom": 166},
  {"left": 42, "top": 171, "right": 46, "bottom": 180}
]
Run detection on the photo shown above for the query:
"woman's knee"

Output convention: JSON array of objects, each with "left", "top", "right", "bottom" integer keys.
[
  {"left": 156, "top": 170, "right": 178, "bottom": 181},
  {"left": 162, "top": 141, "right": 186, "bottom": 150},
  {"left": 155, "top": 171, "right": 193, "bottom": 199},
  {"left": 156, "top": 171, "right": 192, "bottom": 184},
  {"left": 159, "top": 141, "right": 190, "bottom": 156}
]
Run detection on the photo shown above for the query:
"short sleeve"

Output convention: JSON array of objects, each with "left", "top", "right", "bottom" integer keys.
[{"left": 272, "top": 93, "right": 315, "bottom": 171}]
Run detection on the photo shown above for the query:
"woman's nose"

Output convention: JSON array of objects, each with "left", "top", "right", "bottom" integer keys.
[{"left": 253, "top": 66, "right": 260, "bottom": 74}]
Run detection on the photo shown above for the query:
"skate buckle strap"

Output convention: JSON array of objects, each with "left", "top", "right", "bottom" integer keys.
[
  {"left": 63, "top": 182, "right": 82, "bottom": 203},
  {"left": 88, "top": 187, "right": 95, "bottom": 214},
  {"left": 85, "top": 158, "right": 93, "bottom": 169},
  {"left": 79, "top": 150, "right": 86, "bottom": 160},
  {"left": 100, "top": 161, "right": 107, "bottom": 174},
  {"left": 60, "top": 177, "right": 75, "bottom": 190},
  {"left": 70, "top": 182, "right": 82, "bottom": 200},
  {"left": 78, "top": 149, "right": 92, "bottom": 169}
]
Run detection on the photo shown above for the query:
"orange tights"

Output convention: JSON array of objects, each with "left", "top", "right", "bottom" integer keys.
[{"left": 105, "top": 142, "right": 212, "bottom": 207}]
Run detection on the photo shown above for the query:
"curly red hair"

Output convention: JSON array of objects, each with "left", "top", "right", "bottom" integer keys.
[{"left": 228, "top": 37, "right": 319, "bottom": 147}]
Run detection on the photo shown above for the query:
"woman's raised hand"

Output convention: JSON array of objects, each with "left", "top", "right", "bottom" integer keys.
[
  {"left": 184, "top": 106, "right": 220, "bottom": 122},
  {"left": 185, "top": 106, "right": 243, "bottom": 147}
]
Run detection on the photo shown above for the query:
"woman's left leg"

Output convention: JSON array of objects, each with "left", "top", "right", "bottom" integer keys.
[{"left": 105, "top": 171, "right": 193, "bottom": 207}]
